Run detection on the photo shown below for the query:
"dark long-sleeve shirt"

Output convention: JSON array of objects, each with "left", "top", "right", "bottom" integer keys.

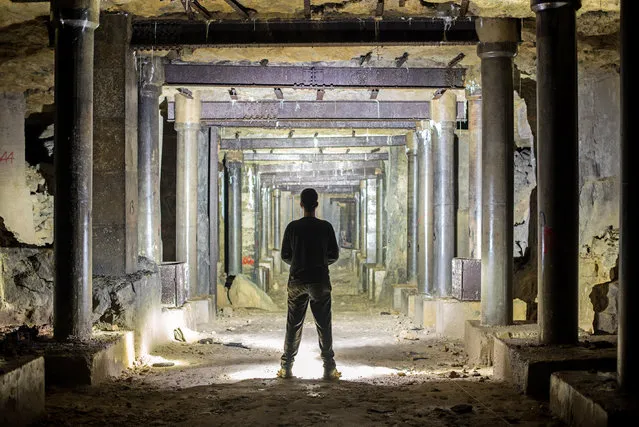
[{"left": 281, "top": 216, "right": 339, "bottom": 284}]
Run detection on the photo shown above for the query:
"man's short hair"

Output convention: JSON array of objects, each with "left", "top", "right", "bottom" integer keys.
[{"left": 300, "top": 188, "right": 319, "bottom": 212}]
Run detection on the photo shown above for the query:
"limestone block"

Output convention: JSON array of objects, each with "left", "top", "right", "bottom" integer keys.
[{"left": 217, "top": 274, "right": 278, "bottom": 311}]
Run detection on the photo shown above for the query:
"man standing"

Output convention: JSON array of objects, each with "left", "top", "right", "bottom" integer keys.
[{"left": 278, "top": 188, "right": 341, "bottom": 380}]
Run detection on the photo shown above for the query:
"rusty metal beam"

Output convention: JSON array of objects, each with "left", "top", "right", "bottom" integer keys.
[
  {"left": 163, "top": 64, "right": 465, "bottom": 88},
  {"left": 168, "top": 101, "right": 434, "bottom": 121},
  {"left": 275, "top": 184, "right": 358, "bottom": 193},
  {"left": 202, "top": 120, "right": 418, "bottom": 129},
  {"left": 220, "top": 135, "right": 405, "bottom": 149},
  {"left": 131, "top": 18, "right": 480, "bottom": 48},
  {"left": 257, "top": 160, "right": 382, "bottom": 174},
  {"left": 243, "top": 152, "right": 388, "bottom": 162}
]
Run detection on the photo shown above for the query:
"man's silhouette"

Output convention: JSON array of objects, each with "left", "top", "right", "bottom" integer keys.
[{"left": 277, "top": 188, "right": 341, "bottom": 380}]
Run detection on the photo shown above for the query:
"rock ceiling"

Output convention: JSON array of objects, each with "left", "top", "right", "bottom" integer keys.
[{"left": 0, "top": 0, "right": 621, "bottom": 114}]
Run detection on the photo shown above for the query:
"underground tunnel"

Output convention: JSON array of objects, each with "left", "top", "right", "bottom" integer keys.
[{"left": 0, "top": 0, "right": 636, "bottom": 425}]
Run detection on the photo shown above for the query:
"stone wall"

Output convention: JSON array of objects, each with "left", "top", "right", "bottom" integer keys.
[{"left": 577, "top": 66, "right": 620, "bottom": 333}]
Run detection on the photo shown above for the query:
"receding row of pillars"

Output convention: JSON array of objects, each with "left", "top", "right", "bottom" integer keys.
[{"left": 50, "top": 0, "right": 635, "bottom": 392}]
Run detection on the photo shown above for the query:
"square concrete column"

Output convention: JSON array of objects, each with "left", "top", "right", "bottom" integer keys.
[{"left": 93, "top": 12, "right": 138, "bottom": 276}]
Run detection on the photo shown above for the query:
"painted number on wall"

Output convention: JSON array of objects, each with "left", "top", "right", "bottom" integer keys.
[{"left": 0, "top": 152, "right": 15, "bottom": 164}]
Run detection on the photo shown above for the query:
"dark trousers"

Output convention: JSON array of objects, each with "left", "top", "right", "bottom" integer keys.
[{"left": 281, "top": 281, "right": 335, "bottom": 369}]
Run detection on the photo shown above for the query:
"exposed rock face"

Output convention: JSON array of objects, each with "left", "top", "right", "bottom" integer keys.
[
  {"left": 590, "top": 280, "right": 618, "bottom": 334},
  {"left": 92, "top": 258, "right": 160, "bottom": 328},
  {"left": 513, "top": 148, "right": 535, "bottom": 257},
  {"left": 0, "top": 247, "right": 53, "bottom": 326}
]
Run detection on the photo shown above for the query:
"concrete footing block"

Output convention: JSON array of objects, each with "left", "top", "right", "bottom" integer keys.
[
  {"left": 392, "top": 284, "right": 413, "bottom": 311},
  {"left": 0, "top": 356, "right": 45, "bottom": 426},
  {"left": 372, "top": 268, "right": 386, "bottom": 302},
  {"left": 550, "top": 371, "right": 639, "bottom": 426},
  {"left": 272, "top": 250, "right": 282, "bottom": 275},
  {"left": 183, "top": 296, "right": 214, "bottom": 326},
  {"left": 400, "top": 287, "right": 418, "bottom": 316},
  {"left": 44, "top": 331, "right": 135, "bottom": 387},
  {"left": 464, "top": 320, "right": 538, "bottom": 367},
  {"left": 493, "top": 336, "right": 617, "bottom": 399},
  {"left": 435, "top": 299, "right": 481, "bottom": 340}
]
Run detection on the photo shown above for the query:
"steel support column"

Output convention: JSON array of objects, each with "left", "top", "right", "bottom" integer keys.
[
  {"left": 138, "top": 56, "right": 164, "bottom": 262},
  {"left": 467, "top": 92, "right": 482, "bottom": 259},
  {"left": 52, "top": 0, "right": 99, "bottom": 341},
  {"left": 417, "top": 123, "right": 434, "bottom": 295},
  {"left": 376, "top": 170, "right": 385, "bottom": 265},
  {"left": 532, "top": 0, "right": 580, "bottom": 345},
  {"left": 432, "top": 92, "right": 457, "bottom": 297},
  {"left": 224, "top": 151, "right": 243, "bottom": 275},
  {"left": 476, "top": 18, "right": 518, "bottom": 326},
  {"left": 618, "top": 0, "right": 637, "bottom": 393},
  {"left": 407, "top": 132, "right": 419, "bottom": 284}
]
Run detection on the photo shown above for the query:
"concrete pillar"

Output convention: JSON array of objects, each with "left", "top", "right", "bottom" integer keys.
[
  {"left": 407, "top": 132, "right": 419, "bottom": 284},
  {"left": 467, "top": 92, "right": 482, "bottom": 259},
  {"left": 376, "top": 170, "right": 385, "bottom": 265},
  {"left": 432, "top": 91, "right": 457, "bottom": 297},
  {"left": 354, "top": 192, "right": 361, "bottom": 251},
  {"left": 273, "top": 189, "right": 281, "bottom": 249},
  {"left": 618, "top": 0, "right": 637, "bottom": 393},
  {"left": 253, "top": 168, "right": 261, "bottom": 277},
  {"left": 175, "top": 91, "right": 200, "bottom": 295},
  {"left": 93, "top": 12, "right": 138, "bottom": 277},
  {"left": 137, "top": 57, "right": 164, "bottom": 263},
  {"left": 366, "top": 177, "right": 378, "bottom": 264},
  {"left": 196, "top": 128, "right": 210, "bottom": 297},
  {"left": 266, "top": 186, "right": 273, "bottom": 250},
  {"left": 51, "top": 0, "right": 99, "bottom": 340},
  {"left": 224, "top": 151, "right": 243, "bottom": 276},
  {"left": 359, "top": 181, "right": 367, "bottom": 258},
  {"left": 260, "top": 186, "right": 269, "bottom": 258},
  {"left": 476, "top": 18, "right": 518, "bottom": 326},
  {"left": 532, "top": 0, "right": 580, "bottom": 345},
  {"left": 417, "top": 122, "right": 434, "bottom": 295},
  {"left": 209, "top": 127, "right": 220, "bottom": 297}
]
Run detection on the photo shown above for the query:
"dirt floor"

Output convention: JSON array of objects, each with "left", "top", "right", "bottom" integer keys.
[{"left": 35, "top": 262, "right": 563, "bottom": 426}]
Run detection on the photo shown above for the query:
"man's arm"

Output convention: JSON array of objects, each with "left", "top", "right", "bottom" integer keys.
[
  {"left": 281, "top": 224, "right": 293, "bottom": 265},
  {"left": 327, "top": 223, "right": 339, "bottom": 265}
]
